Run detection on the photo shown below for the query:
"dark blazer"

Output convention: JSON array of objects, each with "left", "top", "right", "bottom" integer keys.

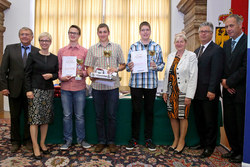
[
  {"left": 0, "top": 43, "right": 39, "bottom": 98},
  {"left": 194, "top": 41, "right": 224, "bottom": 100},
  {"left": 222, "top": 34, "right": 247, "bottom": 103}
]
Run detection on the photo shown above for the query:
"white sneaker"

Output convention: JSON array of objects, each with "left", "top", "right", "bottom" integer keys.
[
  {"left": 60, "top": 141, "right": 71, "bottom": 150},
  {"left": 81, "top": 140, "right": 91, "bottom": 148}
]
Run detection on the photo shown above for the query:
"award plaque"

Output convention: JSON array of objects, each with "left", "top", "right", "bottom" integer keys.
[{"left": 75, "top": 59, "right": 83, "bottom": 80}]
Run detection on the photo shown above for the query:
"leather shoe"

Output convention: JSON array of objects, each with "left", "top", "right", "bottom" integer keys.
[
  {"left": 229, "top": 154, "right": 243, "bottom": 163},
  {"left": 200, "top": 149, "right": 214, "bottom": 158},
  {"left": 168, "top": 146, "right": 176, "bottom": 151},
  {"left": 40, "top": 146, "right": 50, "bottom": 154},
  {"left": 10, "top": 144, "right": 20, "bottom": 153},
  {"left": 189, "top": 145, "right": 203, "bottom": 150},
  {"left": 173, "top": 146, "right": 185, "bottom": 154},
  {"left": 108, "top": 144, "right": 117, "bottom": 153},
  {"left": 94, "top": 144, "right": 106, "bottom": 153},
  {"left": 221, "top": 150, "right": 235, "bottom": 159}
]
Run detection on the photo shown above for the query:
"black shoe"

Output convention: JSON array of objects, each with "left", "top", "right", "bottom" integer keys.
[
  {"left": 168, "top": 146, "right": 177, "bottom": 151},
  {"left": 125, "top": 139, "right": 137, "bottom": 150},
  {"left": 229, "top": 154, "right": 243, "bottom": 163},
  {"left": 173, "top": 146, "right": 185, "bottom": 154},
  {"left": 40, "top": 146, "right": 50, "bottom": 154},
  {"left": 145, "top": 139, "right": 156, "bottom": 151},
  {"left": 221, "top": 150, "right": 235, "bottom": 159},
  {"left": 200, "top": 149, "right": 214, "bottom": 158},
  {"left": 33, "top": 150, "right": 42, "bottom": 160},
  {"left": 189, "top": 144, "right": 203, "bottom": 150}
]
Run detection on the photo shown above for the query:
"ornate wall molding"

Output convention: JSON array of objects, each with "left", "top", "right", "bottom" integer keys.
[
  {"left": 177, "top": 0, "right": 207, "bottom": 51},
  {"left": 0, "top": 0, "right": 11, "bottom": 112}
]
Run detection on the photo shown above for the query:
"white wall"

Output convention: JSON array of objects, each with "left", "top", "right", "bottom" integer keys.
[{"left": 2, "top": 0, "right": 231, "bottom": 111}]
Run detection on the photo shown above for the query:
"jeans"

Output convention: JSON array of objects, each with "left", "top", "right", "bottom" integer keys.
[
  {"left": 92, "top": 88, "right": 119, "bottom": 144},
  {"left": 61, "top": 89, "right": 86, "bottom": 143},
  {"left": 130, "top": 87, "right": 157, "bottom": 141}
]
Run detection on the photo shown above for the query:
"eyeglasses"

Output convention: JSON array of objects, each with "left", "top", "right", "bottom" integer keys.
[
  {"left": 39, "top": 40, "right": 51, "bottom": 43},
  {"left": 68, "top": 32, "right": 79, "bottom": 35},
  {"left": 20, "top": 33, "right": 32, "bottom": 37},
  {"left": 199, "top": 30, "right": 212, "bottom": 34}
]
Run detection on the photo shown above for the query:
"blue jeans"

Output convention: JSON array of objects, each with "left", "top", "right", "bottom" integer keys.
[
  {"left": 92, "top": 88, "right": 119, "bottom": 144},
  {"left": 61, "top": 89, "right": 86, "bottom": 143}
]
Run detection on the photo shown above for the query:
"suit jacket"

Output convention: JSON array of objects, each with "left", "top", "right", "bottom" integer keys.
[
  {"left": 194, "top": 41, "right": 224, "bottom": 100},
  {"left": 0, "top": 43, "right": 39, "bottom": 98},
  {"left": 222, "top": 34, "right": 247, "bottom": 103},
  {"left": 163, "top": 49, "right": 198, "bottom": 99}
]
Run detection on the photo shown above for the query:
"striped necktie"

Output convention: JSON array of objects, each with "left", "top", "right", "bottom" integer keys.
[
  {"left": 231, "top": 40, "right": 236, "bottom": 53},
  {"left": 22, "top": 46, "right": 29, "bottom": 66}
]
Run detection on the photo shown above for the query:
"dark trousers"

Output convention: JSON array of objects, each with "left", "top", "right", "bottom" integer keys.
[
  {"left": 130, "top": 87, "right": 157, "bottom": 141},
  {"left": 223, "top": 97, "right": 245, "bottom": 155},
  {"left": 193, "top": 97, "right": 219, "bottom": 150},
  {"left": 8, "top": 90, "right": 30, "bottom": 145},
  {"left": 92, "top": 88, "right": 119, "bottom": 144}
]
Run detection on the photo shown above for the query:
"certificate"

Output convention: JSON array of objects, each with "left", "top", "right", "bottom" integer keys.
[
  {"left": 62, "top": 56, "right": 77, "bottom": 77},
  {"left": 131, "top": 50, "right": 148, "bottom": 73}
]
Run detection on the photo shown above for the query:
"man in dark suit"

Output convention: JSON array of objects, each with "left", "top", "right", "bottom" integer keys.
[
  {"left": 221, "top": 14, "right": 247, "bottom": 163},
  {"left": 0, "top": 27, "right": 39, "bottom": 152},
  {"left": 193, "top": 22, "right": 224, "bottom": 158}
]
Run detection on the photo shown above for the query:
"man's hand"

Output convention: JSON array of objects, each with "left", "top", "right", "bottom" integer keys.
[
  {"left": 207, "top": 91, "right": 215, "bottom": 101},
  {"left": 227, "top": 88, "right": 236, "bottom": 94},
  {"left": 26, "top": 91, "right": 34, "bottom": 99},
  {"left": 1, "top": 89, "right": 10, "bottom": 96},
  {"left": 108, "top": 67, "right": 118, "bottom": 74},
  {"left": 127, "top": 62, "right": 134, "bottom": 71},
  {"left": 221, "top": 79, "right": 229, "bottom": 89},
  {"left": 61, "top": 76, "right": 73, "bottom": 82},
  {"left": 150, "top": 61, "right": 157, "bottom": 70}
]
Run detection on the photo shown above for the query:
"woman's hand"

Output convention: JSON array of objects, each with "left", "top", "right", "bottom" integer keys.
[
  {"left": 26, "top": 91, "right": 34, "bottom": 99},
  {"left": 162, "top": 93, "right": 168, "bottom": 103},
  {"left": 42, "top": 73, "right": 53, "bottom": 80},
  {"left": 184, "top": 97, "right": 191, "bottom": 106}
]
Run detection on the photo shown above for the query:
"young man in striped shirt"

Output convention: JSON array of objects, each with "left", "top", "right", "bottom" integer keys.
[
  {"left": 126, "top": 21, "right": 165, "bottom": 151},
  {"left": 85, "top": 23, "right": 126, "bottom": 153}
]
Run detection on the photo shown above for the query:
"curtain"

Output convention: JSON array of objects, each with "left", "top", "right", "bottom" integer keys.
[
  {"left": 35, "top": 0, "right": 103, "bottom": 54},
  {"left": 35, "top": 0, "right": 170, "bottom": 86},
  {"left": 105, "top": 0, "right": 170, "bottom": 85}
]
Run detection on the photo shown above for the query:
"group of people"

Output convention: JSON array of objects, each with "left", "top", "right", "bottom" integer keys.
[{"left": 0, "top": 14, "right": 246, "bottom": 163}]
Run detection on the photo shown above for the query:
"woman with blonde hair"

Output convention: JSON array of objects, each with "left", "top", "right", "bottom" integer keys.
[
  {"left": 162, "top": 32, "right": 198, "bottom": 154},
  {"left": 25, "top": 32, "right": 58, "bottom": 159}
]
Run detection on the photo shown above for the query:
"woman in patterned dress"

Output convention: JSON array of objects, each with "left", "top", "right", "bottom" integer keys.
[
  {"left": 162, "top": 32, "right": 198, "bottom": 154},
  {"left": 25, "top": 32, "right": 58, "bottom": 159}
]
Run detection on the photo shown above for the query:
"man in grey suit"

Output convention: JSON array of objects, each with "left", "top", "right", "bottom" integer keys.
[{"left": 0, "top": 27, "right": 39, "bottom": 152}]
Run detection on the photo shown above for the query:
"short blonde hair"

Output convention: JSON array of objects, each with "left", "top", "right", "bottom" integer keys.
[
  {"left": 174, "top": 31, "right": 187, "bottom": 43},
  {"left": 38, "top": 32, "right": 52, "bottom": 41}
]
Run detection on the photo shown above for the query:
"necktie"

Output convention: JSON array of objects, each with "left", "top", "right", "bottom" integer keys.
[
  {"left": 198, "top": 45, "right": 204, "bottom": 58},
  {"left": 22, "top": 46, "right": 28, "bottom": 66},
  {"left": 231, "top": 40, "right": 236, "bottom": 53}
]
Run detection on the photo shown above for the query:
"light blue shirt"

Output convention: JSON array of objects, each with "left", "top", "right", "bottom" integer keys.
[{"left": 21, "top": 43, "right": 32, "bottom": 58}]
